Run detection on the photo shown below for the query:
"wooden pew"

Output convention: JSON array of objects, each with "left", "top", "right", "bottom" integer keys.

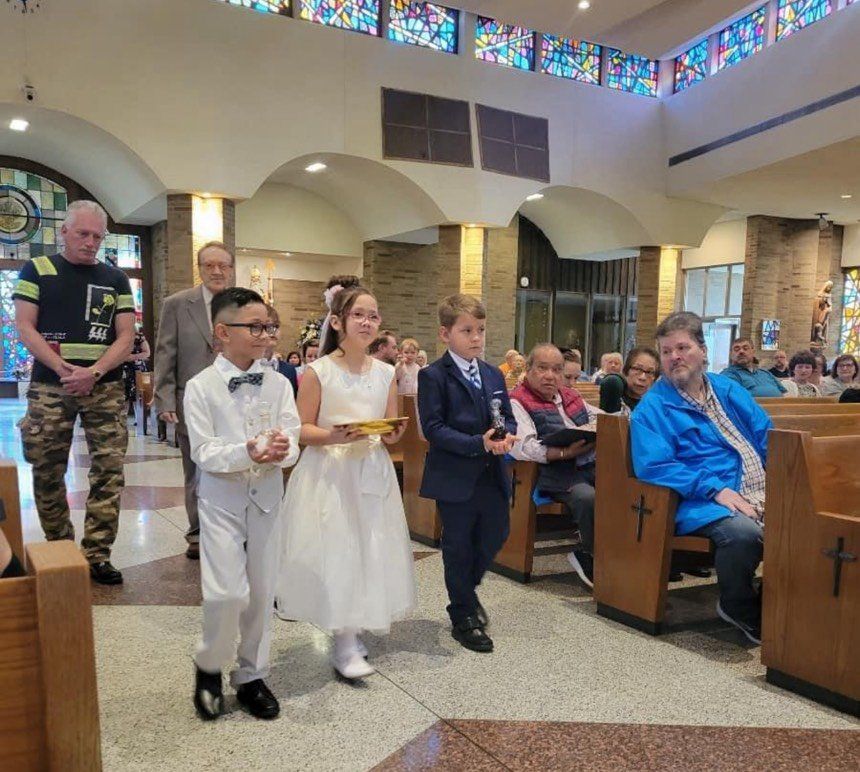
[
  {"left": 771, "top": 413, "right": 860, "bottom": 437},
  {"left": 593, "top": 414, "right": 712, "bottom": 634},
  {"left": 492, "top": 460, "right": 566, "bottom": 582},
  {"left": 385, "top": 395, "right": 405, "bottom": 468},
  {"left": 575, "top": 383, "right": 600, "bottom": 407},
  {"left": 764, "top": 402, "right": 860, "bottom": 416},
  {"left": 134, "top": 370, "right": 154, "bottom": 437},
  {"left": 0, "top": 460, "right": 102, "bottom": 771},
  {"left": 400, "top": 395, "right": 441, "bottom": 546},
  {"left": 0, "top": 459, "right": 24, "bottom": 561},
  {"left": 762, "top": 430, "right": 859, "bottom": 716},
  {"left": 758, "top": 396, "right": 837, "bottom": 405}
]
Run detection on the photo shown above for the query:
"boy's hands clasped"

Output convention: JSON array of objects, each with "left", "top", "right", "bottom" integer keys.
[
  {"left": 482, "top": 428, "right": 517, "bottom": 455},
  {"left": 247, "top": 430, "right": 292, "bottom": 465}
]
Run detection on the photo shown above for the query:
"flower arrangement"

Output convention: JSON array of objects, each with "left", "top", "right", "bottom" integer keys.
[{"left": 297, "top": 318, "right": 323, "bottom": 347}]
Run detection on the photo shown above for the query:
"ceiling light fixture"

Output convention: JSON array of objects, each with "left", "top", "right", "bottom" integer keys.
[
  {"left": 841, "top": 194, "right": 853, "bottom": 200},
  {"left": 305, "top": 162, "right": 327, "bottom": 173},
  {"left": 578, "top": 0, "right": 591, "bottom": 10},
  {"left": 467, "top": 223, "right": 477, "bottom": 228},
  {"left": 9, "top": 118, "right": 28, "bottom": 132},
  {"left": 526, "top": 193, "right": 544, "bottom": 202},
  {"left": 816, "top": 212, "right": 829, "bottom": 230}
]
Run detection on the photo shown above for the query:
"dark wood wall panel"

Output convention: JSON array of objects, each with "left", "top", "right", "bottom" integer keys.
[{"left": 518, "top": 215, "right": 638, "bottom": 296}]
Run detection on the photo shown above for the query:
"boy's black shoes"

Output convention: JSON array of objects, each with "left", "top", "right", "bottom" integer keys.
[
  {"left": 452, "top": 616, "right": 493, "bottom": 653},
  {"left": 236, "top": 679, "right": 280, "bottom": 719},
  {"left": 476, "top": 601, "right": 489, "bottom": 629},
  {"left": 90, "top": 561, "right": 123, "bottom": 585},
  {"left": 194, "top": 667, "right": 224, "bottom": 720}
]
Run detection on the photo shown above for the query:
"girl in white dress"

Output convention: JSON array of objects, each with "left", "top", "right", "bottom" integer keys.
[{"left": 277, "top": 286, "right": 417, "bottom": 681}]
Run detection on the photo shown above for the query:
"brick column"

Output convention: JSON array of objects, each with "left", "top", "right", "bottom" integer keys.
[
  {"left": 482, "top": 217, "right": 518, "bottom": 365},
  {"left": 636, "top": 246, "right": 679, "bottom": 344}
]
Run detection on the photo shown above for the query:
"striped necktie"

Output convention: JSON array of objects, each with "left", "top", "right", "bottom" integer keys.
[{"left": 467, "top": 362, "right": 481, "bottom": 389}]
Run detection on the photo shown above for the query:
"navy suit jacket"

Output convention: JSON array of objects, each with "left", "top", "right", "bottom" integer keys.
[
  {"left": 418, "top": 351, "right": 517, "bottom": 503},
  {"left": 276, "top": 360, "right": 299, "bottom": 397}
]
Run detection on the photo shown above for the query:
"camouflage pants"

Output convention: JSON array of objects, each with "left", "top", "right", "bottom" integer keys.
[{"left": 20, "top": 381, "right": 128, "bottom": 563}]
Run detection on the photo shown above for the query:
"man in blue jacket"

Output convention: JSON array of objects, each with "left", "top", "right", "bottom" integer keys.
[
  {"left": 631, "top": 312, "right": 770, "bottom": 644},
  {"left": 721, "top": 338, "right": 786, "bottom": 398}
]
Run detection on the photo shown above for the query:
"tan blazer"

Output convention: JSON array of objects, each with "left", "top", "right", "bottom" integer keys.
[{"left": 154, "top": 285, "right": 216, "bottom": 418}]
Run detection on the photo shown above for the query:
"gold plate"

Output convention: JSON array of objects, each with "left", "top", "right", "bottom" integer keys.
[{"left": 335, "top": 417, "right": 409, "bottom": 435}]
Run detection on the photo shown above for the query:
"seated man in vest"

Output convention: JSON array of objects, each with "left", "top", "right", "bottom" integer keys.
[
  {"left": 721, "top": 338, "right": 786, "bottom": 398},
  {"left": 631, "top": 312, "right": 770, "bottom": 644},
  {"left": 509, "top": 344, "right": 601, "bottom": 589}
]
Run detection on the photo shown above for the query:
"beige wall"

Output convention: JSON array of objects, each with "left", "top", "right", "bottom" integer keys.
[
  {"left": 682, "top": 219, "right": 747, "bottom": 269},
  {"left": 843, "top": 224, "right": 860, "bottom": 268}
]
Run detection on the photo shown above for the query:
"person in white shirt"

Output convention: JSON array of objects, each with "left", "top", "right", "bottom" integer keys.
[
  {"left": 184, "top": 287, "right": 300, "bottom": 722},
  {"left": 509, "top": 344, "right": 602, "bottom": 589}
]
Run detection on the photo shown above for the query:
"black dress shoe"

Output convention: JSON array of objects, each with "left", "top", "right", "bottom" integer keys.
[
  {"left": 194, "top": 667, "right": 223, "bottom": 720},
  {"left": 452, "top": 616, "right": 493, "bottom": 653},
  {"left": 668, "top": 570, "right": 684, "bottom": 582},
  {"left": 90, "top": 561, "right": 123, "bottom": 585},
  {"left": 236, "top": 679, "right": 280, "bottom": 719},
  {"left": 185, "top": 543, "right": 200, "bottom": 560},
  {"left": 476, "top": 602, "right": 489, "bottom": 628},
  {"left": 685, "top": 567, "right": 712, "bottom": 578}
]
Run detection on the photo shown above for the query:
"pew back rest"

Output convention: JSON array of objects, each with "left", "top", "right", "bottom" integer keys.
[
  {"left": 765, "top": 402, "right": 860, "bottom": 416},
  {"left": 809, "top": 435, "right": 860, "bottom": 517},
  {"left": 771, "top": 413, "right": 860, "bottom": 437},
  {"left": 757, "top": 396, "right": 837, "bottom": 404},
  {"left": 0, "top": 460, "right": 23, "bottom": 560},
  {"left": 135, "top": 370, "right": 154, "bottom": 406}
]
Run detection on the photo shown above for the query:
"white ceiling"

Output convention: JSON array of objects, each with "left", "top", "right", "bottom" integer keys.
[
  {"left": 681, "top": 138, "right": 860, "bottom": 225},
  {"left": 454, "top": 0, "right": 757, "bottom": 58}
]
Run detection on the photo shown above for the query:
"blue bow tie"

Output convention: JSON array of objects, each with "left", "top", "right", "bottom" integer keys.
[{"left": 228, "top": 372, "right": 263, "bottom": 393}]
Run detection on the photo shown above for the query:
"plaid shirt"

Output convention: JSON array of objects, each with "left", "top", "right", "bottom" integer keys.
[{"left": 677, "top": 377, "right": 766, "bottom": 518}]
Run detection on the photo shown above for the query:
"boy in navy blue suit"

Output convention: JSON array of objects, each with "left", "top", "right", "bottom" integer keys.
[{"left": 418, "top": 294, "right": 516, "bottom": 653}]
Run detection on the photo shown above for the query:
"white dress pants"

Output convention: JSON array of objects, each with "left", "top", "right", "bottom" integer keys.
[{"left": 195, "top": 497, "right": 282, "bottom": 687}]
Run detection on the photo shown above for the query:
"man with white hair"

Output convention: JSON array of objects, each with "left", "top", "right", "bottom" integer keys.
[{"left": 14, "top": 200, "right": 136, "bottom": 585}]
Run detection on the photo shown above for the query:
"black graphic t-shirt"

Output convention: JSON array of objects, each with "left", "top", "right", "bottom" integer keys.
[{"left": 13, "top": 254, "right": 135, "bottom": 384}]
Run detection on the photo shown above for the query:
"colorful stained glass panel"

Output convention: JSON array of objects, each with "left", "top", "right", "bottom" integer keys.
[
  {"left": 674, "top": 39, "right": 709, "bottom": 93},
  {"left": 1, "top": 269, "right": 33, "bottom": 378},
  {"left": 605, "top": 49, "right": 658, "bottom": 97},
  {"left": 475, "top": 16, "right": 534, "bottom": 71},
  {"left": 387, "top": 1, "right": 458, "bottom": 53},
  {"left": 839, "top": 268, "right": 860, "bottom": 355},
  {"left": 718, "top": 6, "right": 767, "bottom": 70},
  {"left": 98, "top": 233, "right": 141, "bottom": 270},
  {"left": 300, "top": 0, "right": 380, "bottom": 35},
  {"left": 776, "top": 0, "right": 832, "bottom": 40},
  {"left": 216, "top": 0, "right": 290, "bottom": 15},
  {"left": 540, "top": 34, "right": 601, "bottom": 85},
  {"left": 761, "top": 319, "right": 780, "bottom": 350},
  {"left": 0, "top": 168, "right": 67, "bottom": 261}
]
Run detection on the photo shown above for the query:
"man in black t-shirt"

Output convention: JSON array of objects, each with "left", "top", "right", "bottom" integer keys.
[
  {"left": 767, "top": 350, "right": 790, "bottom": 379},
  {"left": 13, "top": 200, "right": 135, "bottom": 585}
]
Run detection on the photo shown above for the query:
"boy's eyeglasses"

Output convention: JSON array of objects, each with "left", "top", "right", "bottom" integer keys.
[{"left": 223, "top": 322, "right": 280, "bottom": 338}]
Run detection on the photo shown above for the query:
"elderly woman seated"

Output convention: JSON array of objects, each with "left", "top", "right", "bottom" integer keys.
[
  {"left": 599, "top": 347, "right": 660, "bottom": 416},
  {"left": 821, "top": 354, "right": 859, "bottom": 396},
  {"left": 782, "top": 350, "right": 821, "bottom": 397}
]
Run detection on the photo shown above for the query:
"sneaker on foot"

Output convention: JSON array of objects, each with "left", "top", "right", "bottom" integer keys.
[
  {"left": 716, "top": 602, "right": 761, "bottom": 645},
  {"left": 567, "top": 549, "right": 594, "bottom": 589}
]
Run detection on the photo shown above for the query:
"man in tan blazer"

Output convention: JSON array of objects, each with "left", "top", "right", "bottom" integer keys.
[{"left": 154, "top": 241, "right": 234, "bottom": 558}]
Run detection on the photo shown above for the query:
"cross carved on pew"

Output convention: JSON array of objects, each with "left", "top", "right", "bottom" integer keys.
[
  {"left": 821, "top": 537, "right": 857, "bottom": 598},
  {"left": 631, "top": 495, "right": 652, "bottom": 542}
]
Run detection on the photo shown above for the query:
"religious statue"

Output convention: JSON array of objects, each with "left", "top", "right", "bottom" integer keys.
[
  {"left": 249, "top": 264, "right": 265, "bottom": 299},
  {"left": 811, "top": 280, "right": 833, "bottom": 348}
]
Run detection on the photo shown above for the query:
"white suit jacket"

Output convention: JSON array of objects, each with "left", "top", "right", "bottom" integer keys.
[{"left": 183, "top": 359, "right": 301, "bottom": 514}]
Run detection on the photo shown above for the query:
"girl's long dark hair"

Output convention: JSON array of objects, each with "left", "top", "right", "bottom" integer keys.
[{"left": 320, "top": 285, "right": 374, "bottom": 357}]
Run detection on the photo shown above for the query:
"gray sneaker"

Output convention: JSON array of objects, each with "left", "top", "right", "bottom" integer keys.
[{"left": 716, "top": 602, "right": 761, "bottom": 645}]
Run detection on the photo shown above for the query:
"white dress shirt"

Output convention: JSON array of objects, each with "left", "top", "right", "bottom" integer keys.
[
  {"left": 509, "top": 392, "right": 602, "bottom": 465},
  {"left": 448, "top": 349, "right": 481, "bottom": 387}
]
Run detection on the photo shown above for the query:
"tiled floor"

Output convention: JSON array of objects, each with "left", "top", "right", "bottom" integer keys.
[{"left": 3, "top": 397, "right": 857, "bottom": 771}]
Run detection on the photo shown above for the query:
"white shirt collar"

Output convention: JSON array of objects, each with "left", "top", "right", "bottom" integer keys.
[
  {"left": 213, "top": 353, "right": 264, "bottom": 385},
  {"left": 201, "top": 284, "right": 214, "bottom": 306},
  {"left": 448, "top": 349, "right": 477, "bottom": 373}
]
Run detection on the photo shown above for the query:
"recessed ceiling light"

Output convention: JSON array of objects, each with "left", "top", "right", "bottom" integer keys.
[
  {"left": 841, "top": 194, "right": 853, "bottom": 200},
  {"left": 9, "top": 118, "right": 28, "bottom": 132},
  {"left": 305, "top": 162, "right": 327, "bottom": 173},
  {"left": 467, "top": 223, "right": 477, "bottom": 228},
  {"left": 578, "top": 0, "right": 591, "bottom": 10},
  {"left": 526, "top": 193, "right": 544, "bottom": 202}
]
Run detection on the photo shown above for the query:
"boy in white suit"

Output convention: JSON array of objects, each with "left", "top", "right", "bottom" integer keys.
[{"left": 184, "top": 287, "right": 300, "bottom": 720}]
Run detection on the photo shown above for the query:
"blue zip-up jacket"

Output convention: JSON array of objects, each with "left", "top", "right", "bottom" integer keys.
[
  {"left": 720, "top": 364, "right": 786, "bottom": 397},
  {"left": 630, "top": 373, "right": 773, "bottom": 534}
]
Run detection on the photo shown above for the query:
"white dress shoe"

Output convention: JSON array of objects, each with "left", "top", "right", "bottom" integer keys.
[{"left": 332, "top": 651, "right": 375, "bottom": 681}]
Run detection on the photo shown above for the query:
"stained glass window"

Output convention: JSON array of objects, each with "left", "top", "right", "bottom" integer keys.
[
  {"left": 776, "top": 0, "right": 831, "bottom": 40},
  {"left": 387, "top": 1, "right": 458, "bottom": 53},
  {"left": 98, "top": 233, "right": 141, "bottom": 270},
  {"left": 761, "top": 319, "right": 780, "bottom": 350},
  {"left": 215, "top": 0, "right": 290, "bottom": 15},
  {"left": 839, "top": 268, "right": 860, "bottom": 355},
  {"left": 129, "top": 278, "right": 144, "bottom": 324},
  {"left": 718, "top": 6, "right": 767, "bottom": 71},
  {"left": 0, "top": 168, "right": 67, "bottom": 261},
  {"left": 474, "top": 16, "right": 535, "bottom": 71},
  {"left": 0, "top": 270, "right": 33, "bottom": 378},
  {"left": 605, "top": 49, "right": 658, "bottom": 97},
  {"left": 674, "top": 39, "right": 709, "bottom": 93},
  {"left": 540, "top": 34, "right": 601, "bottom": 85},
  {"left": 300, "top": 0, "right": 380, "bottom": 35}
]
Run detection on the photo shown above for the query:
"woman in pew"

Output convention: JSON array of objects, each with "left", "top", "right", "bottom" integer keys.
[
  {"left": 599, "top": 347, "right": 659, "bottom": 416},
  {"left": 821, "top": 354, "right": 859, "bottom": 397},
  {"left": 782, "top": 350, "right": 821, "bottom": 397}
]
